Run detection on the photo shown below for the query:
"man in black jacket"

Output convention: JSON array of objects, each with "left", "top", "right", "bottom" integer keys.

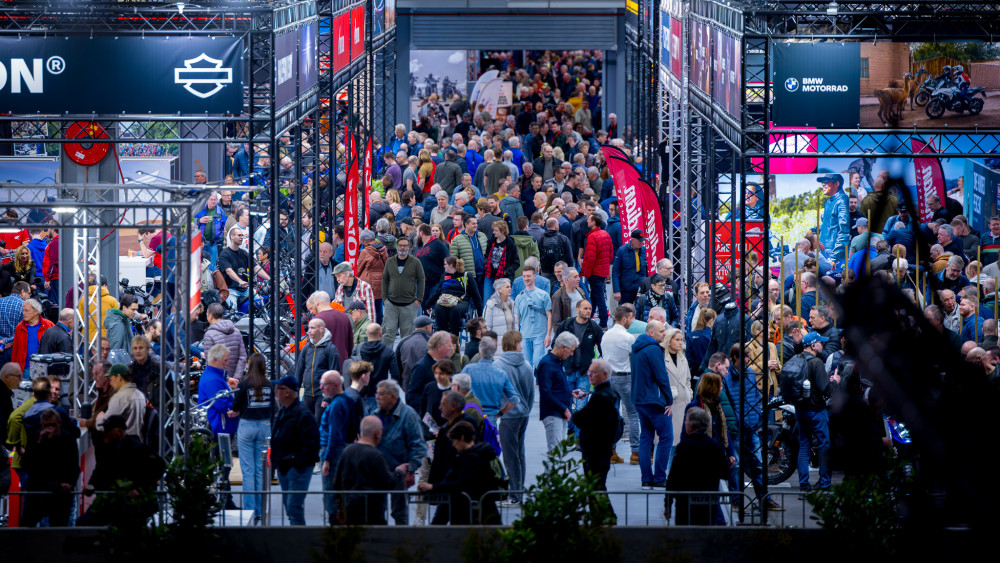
[
  {"left": 272, "top": 375, "right": 320, "bottom": 525},
  {"left": 793, "top": 332, "right": 832, "bottom": 493},
  {"left": 38, "top": 308, "right": 74, "bottom": 354},
  {"left": 664, "top": 407, "right": 731, "bottom": 525},
  {"left": 555, "top": 300, "right": 603, "bottom": 437},
  {"left": 570, "top": 359, "right": 619, "bottom": 493},
  {"left": 342, "top": 323, "right": 400, "bottom": 414}
]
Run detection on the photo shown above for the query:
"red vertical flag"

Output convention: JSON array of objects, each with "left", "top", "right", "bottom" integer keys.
[
  {"left": 362, "top": 137, "right": 373, "bottom": 228},
  {"left": 345, "top": 122, "right": 361, "bottom": 269},
  {"left": 600, "top": 145, "right": 665, "bottom": 274},
  {"left": 912, "top": 138, "right": 947, "bottom": 224}
]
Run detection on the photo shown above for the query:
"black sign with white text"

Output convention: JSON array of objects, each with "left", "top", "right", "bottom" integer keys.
[
  {"left": 772, "top": 42, "right": 860, "bottom": 128},
  {"left": 0, "top": 36, "right": 243, "bottom": 114}
]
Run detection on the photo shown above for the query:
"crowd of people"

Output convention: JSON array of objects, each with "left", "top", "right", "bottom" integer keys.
[{"left": 6, "top": 49, "right": 982, "bottom": 529}]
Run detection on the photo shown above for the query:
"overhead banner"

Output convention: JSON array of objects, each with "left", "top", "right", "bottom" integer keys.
[
  {"left": 344, "top": 123, "right": 361, "bottom": 269},
  {"left": 691, "top": 21, "right": 710, "bottom": 94},
  {"left": 912, "top": 138, "right": 947, "bottom": 223},
  {"left": 669, "top": 17, "right": 683, "bottom": 78},
  {"left": 772, "top": 42, "right": 860, "bottom": 128},
  {"left": 0, "top": 36, "right": 242, "bottom": 114},
  {"left": 299, "top": 22, "right": 318, "bottom": 94},
  {"left": 275, "top": 31, "right": 297, "bottom": 108},
  {"left": 751, "top": 123, "right": 818, "bottom": 174},
  {"left": 334, "top": 12, "right": 350, "bottom": 72},
  {"left": 351, "top": 7, "right": 366, "bottom": 62},
  {"left": 468, "top": 69, "right": 499, "bottom": 114},
  {"left": 712, "top": 30, "right": 741, "bottom": 118},
  {"left": 601, "top": 145, "right": 665, "bottom": 274},
  {"left": 970, "top": 161, "right": 1000, "bottom": 235}
]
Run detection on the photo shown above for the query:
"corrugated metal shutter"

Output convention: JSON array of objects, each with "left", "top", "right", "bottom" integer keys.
[{"left": 410, "top": 13, "right": 618, "bottom": 50}]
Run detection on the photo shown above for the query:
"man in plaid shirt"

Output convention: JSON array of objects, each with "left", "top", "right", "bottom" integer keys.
[
  {"left": 0, "top": 281, "right": 30, "bottom": 365},
  {"left": 333, "top": 262, "right": 377, "bottom": 322}
]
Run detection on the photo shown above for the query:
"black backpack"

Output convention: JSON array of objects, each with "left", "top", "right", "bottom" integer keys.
[
  {"left": 779, "top": 353, "right": 810, "bottom": 402},
  {"left": 540, "top": 235, "right": 563, "bottom": 273}
]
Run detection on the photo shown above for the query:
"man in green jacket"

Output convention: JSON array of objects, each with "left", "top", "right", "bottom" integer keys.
[
  {"left": 104, "top": 294, "right": 139, "bottom": 352},
  {"left": 348, "top": 301, "right": 372, "bottom": 347},
  {"left": 381, "top": 237, "right": 425, "bottom": 347},
  {"left": 449, "top": 215, "right": 488, "bottom": 293}
]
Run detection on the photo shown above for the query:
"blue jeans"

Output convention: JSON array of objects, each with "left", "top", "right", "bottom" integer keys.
[
  {"left": 321, "top": 472, "right": 338, "bottom": 520},
  {"left": 277, "top": 465, "right": 313, "bottom": 525},
  {"left": 522, "top": 335, "right": 546, "bottom": 368},
  {"left": 499, "top": 416, "right": 529, "bottom": 501},
  {"left": 797, "top": 408, "right": 832, "bottom": 490},
  {"left": 226, "top": 287, "right": 249, "bottom": 310},
  {"left": 46, "top": 279, "right": 59, "bottom": 306},
  {"left": 587, "top": 276, "right": 608, "bottom": 328},
  {"left": 484, "top": 277, "right": 496, "bottom": 303},
  {"left": 363, "top": 396, "right": 377, "bottom": 415},
  {"left": 205, "top": 243, "right": 219, "bottom": 272},
  {"left": 566, "top": 372, "right": 590, "bottom": 435},
  {"left": 236, "top": 418, "right": 270, "bottom": 518},
  {"left": 636, "top": 403, "right": 673, "bottom": 483}
]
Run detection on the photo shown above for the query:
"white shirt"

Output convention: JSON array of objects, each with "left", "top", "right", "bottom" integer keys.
[
  {"left": 688, "top": 304, "right": 703, "bottom": 333},
  {"left": 602, "top": 323, "right": 636, "bottom": 374}
]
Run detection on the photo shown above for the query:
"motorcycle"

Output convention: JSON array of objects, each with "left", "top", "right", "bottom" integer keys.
[
  {"left": 766, "top": 396, "right": 819, "bottom": 485},
  {"left": 925, "top": 85, "right": 986, "bottom": 119},
  {"left": 913, "top": 75, "right": 954, "bottom": 107},
  {"left": 120, "top": 277, "right": 156, "bottom": 317}
]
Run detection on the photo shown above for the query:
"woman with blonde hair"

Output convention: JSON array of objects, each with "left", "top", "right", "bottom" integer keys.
[
  {"left": 385, "top": 189, "right": 402, "bottom": 214},
  {"left": 417, "top": 149, "right": 435, "bottom": 195},
  {"left": 746, "top": 319, "right": 781, "bottom": 399},
  {"left": 662, "top": 326, "right": 693, "bottom": 465}
]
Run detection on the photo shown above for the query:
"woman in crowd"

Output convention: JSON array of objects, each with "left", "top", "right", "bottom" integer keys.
[
  {"left": 483, "top": 221, "right": 520, "bottom": 302},
  {"left": 483, "top": 277, "right": 518, "bottom": 340},
  {"left": 746, "top": 319, "right": 781, "bottom": 399},
  {"left": 664, "top": 326, "right": 693, "bottom": 468},
  {"left": 429, "top": 257, "right": 482, "bottom": 335},
  {"left": 686, "top": 308, "right": 716, "bottom": 379},
  {"left": 229, "top": 353, "right": 274, "bottom": 523}
]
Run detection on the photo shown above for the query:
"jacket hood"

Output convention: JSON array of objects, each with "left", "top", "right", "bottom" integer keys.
[
  {"left": 106, "top": 308, "right": 127, "bottom": 320},
  {"left": 358, "top": 339, "right": 387, "bottom": 356},
  {"left": 634, "top": 333, "right": 662, "bottom": 353},
  {"left": 495, "top": 350, "right": 527, "bottom": 368},
  {"left": 468, "top": 441, "right": 497, "bottom": 461},
  {"left": 311, "top": 329, "right": 332, "bottom": 347},
  {"left": 513, "top": 234, "right": 535, "bottom": 250},
  {"left": 209, "top": 319, "right": 237, "bottom": 335}
]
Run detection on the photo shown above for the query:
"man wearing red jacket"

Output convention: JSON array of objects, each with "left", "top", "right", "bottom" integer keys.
[
  {"left": 43, "top": 232, "right": 59, "bottom": 306},
  {"left": 581, "top": 214, "right": 613, "bottom": 329},
  {"left": 13, "top": 298, "right": 54, "bottom": 374}
]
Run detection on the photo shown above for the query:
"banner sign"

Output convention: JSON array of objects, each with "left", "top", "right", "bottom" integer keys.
[
  {"left": 189, "top": 229, "right": 202, "bottom": 314},
  {"left": 469, "top": 70, "right": 499, "bottom": 114},
  {"left": 912, "top": 138, "right": 947, "bottom": 224},
  {"left": 691, "top": 21, "right": 710, "bottom": 94},
  {"left": 299, "top": 22, "right": 318, "bottom": 94},
  {"left": 772, "top": 42, "right": 860, "bottom": 128},
  {"left": 970, "top": 161, "right": 1000, "bottom": 235},
  {"left": 275, "top": 31, "right": 297, "bottom": 108},
  {"left": 712, "top": 30, "right": 741, "bottom": 118},
  {"left": 601, "top": 145, "right": 665, "bottom": 275},
  {"left": 0, "top": 36, "right": 242, "bottom": 114},
  {"left": 351, "top": 7, "right": 366, "bottom": 62},
  {"left": 334, "top": 13, "right": 350, "bottom": 72},
  {"left": 713, "top": 221, "right": 765, "bottom": 284},
  {"left": 751, "top": 123, "right": 818, "bottom": 174},
  {"left": 344, "top": 123, "right": 361, "bottom": 269},
  {"left": 660, "top": 13, "right": 670, "bottom": 77},
  {"left": 363, "top": 137, "right": 373, "bottom": 228},
  {"left": 669, "top": 17, "right": 682, "bottom": 78}
]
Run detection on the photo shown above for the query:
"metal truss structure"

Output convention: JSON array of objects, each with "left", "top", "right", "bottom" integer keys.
[
  {"left": 624, "top": 5, "right": 661, "bottom": 185},
  {"left": 632, "top": 0, "right": 1000, "bottom": 522},
  {"left": 0, "top": 0, "right": 394, "bottom": 458}
]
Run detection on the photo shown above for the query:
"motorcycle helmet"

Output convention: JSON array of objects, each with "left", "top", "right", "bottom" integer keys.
[
  {"left": 942, "top": 65, "right": 951, "bottom": 72},
  {"left": 954, "top": 65, "right": 964, "bottom": 73}
]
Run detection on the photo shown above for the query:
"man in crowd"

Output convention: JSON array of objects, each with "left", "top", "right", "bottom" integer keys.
[
  {"left": 571, "top": 358, "right": 619, "bottom": 495},
  {"left": 461, "top": 336, "right": 520, "bottom": 419},
  {"left": 271, "top": 374, "right": 320, "bottom": 526},
  {"left": 318, "top": 370, "right": 359, "bottom": 522},
  {"left": 536, "top": 331, "right": 578, "bottom": 451},
  {"left": 332, "top": 416, "right": 406, "bottom": 525},
  {"left": 602, "top": 305, "right": 639, "bottom": 465},
  {"left": 787, "top": 332, "right": 833, "bottom": 494},
  {"left": 631, "top": 320, "right": 674, "bottom": 489},
  {"left": 818, "top": 174, "right": 851, "bottom": 265},
  {"left": 612, "top": 230, "right": 648, "bottom": 306},
  {"left": 514, "top": 265, "right": 552, "bottom": 367},
  {"left": 333, "top": 262, "right": 377, "bottom": 321},
  {"left": 201, "top": 302, "right": 248, "bottom": 379},
  {"left": 13, "top": 298, "right": 54, "bottom": 373},
  {"left": 309, "top": 291, "right": 354, "bottom": 360},
  {"left": 219, "top": 225, "right": 270, "bottom": 309},
  {"left": 0, "top": 281, "right": 29, "bottom": 365},
  {"left": 407, "top": 330, "right": 456, "bottom": 414},
  {"left": 98, "top": 364, "right": 148, "bottom": 438},
  {"left": 381, "top": 237, "right": 425, "bottom": 346},
  {"left": 373, "top": 379, "right": 427, "bottom": 525},
  {"left": 295, "top": 317, "right": 341, "bottom": 420},
  {"left": 38, "top": 308, "right": 74, "bottom": 354},
  {"left": 555, "top": 300, "right": 603, "bottom": 438},
  {"left": 580, "top": 213, "right": 613, "bottom": 328}
]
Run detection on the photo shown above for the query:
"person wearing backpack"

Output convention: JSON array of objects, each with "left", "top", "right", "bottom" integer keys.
[
  {"left": 538, "top": 218, "right": 573, "bottom": 287},
  {"left": 783, "top": 331, "right": 833, "bottom": 494}
]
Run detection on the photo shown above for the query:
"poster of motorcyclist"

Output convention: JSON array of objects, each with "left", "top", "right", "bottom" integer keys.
[{"left": 409, "top": 50, "right": 468, "bottom": 129}]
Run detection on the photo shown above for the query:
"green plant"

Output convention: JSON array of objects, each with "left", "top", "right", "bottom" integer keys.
[
  {"left": 494, "top": 438, "right": 621, "bottom": 562},
  {"left": 807, "top": 459, "right": 911, "bottom": 557},
  {"left": 313, "top": 525, "right": 366, "bottom": 563},
  {"left": 160, "top": 433, "right": 224, "bottom": 558}
]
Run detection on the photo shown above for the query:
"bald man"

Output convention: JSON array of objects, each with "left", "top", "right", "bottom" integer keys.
[{"left": 39, "top": 308, "right": 75, "bottom": 354}]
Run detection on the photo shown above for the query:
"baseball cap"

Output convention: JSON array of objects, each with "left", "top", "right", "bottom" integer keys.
[
  {"left": 802, "top": 332, "right": 830, "bottom": 346},
  {"left": 855, "top": 218, "right": 868, "bottom": 227},
  {"left": 332, "top": 262, "right": 353, "bottom": 275},
  {"left": 816, "top": 174, "right": 845, "bottom": 187},
  {"left": 347, "top": 300, "right": 367, "bottom": 312},
  {"left": 400, "top": 217, "right": 414, "bottom": 226},
  {"left": 631, "top": 229, "right": 644, "bottom": 240},
  {"left": 414, "top": 315, "right": 433, "bottom": 328},
  {"left": 275, "top": 375, "right": 299, "bottom": 390},
  {"left": 107, "top": 364, "right": 128, "bottom": 378}
]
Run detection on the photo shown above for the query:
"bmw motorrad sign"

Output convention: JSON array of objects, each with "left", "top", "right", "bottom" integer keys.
[
  {"left": 0, "top": 36, "right": 243, "bottom": 114},
  {"left": 773, "top": 42, "right": 860, "bottom": 128}
]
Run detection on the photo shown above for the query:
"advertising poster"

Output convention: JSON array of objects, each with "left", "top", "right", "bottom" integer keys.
[
  {"left": 772, "top": 42, "right": 861, "bottom": 128},
  {"left": 334, "top": 12, "right": 350, "bottom": 73},
  {"left": 969, "top": 161, "right": 1000, "bottom": 234},
  {"left": 275, "top": 31, "right": 297, "bottom": 108},
  {"left": 751, "top": 124, "right": 818, "bottom": 175},
  {"left": 691, "top": 21, "right": 710, "bottom": 94},
  {"left": 410, "top": 50, "right": 467, "bottom": 123},
  {"left": 602, "top": 145, "right": 665, "bottom": 274},
  {"left": 385, "top": 0, "right": 396, "bottom": 30},
  {"left": 714, "top": 221, "right": 766, "bottom": 283},
  {"left": 351, "top": 7, "right": 365, "bottom": 63},
  {"left": 299, "top": 22, "right": 318, "bottom": 94},
  {"left": 670, "top": 17, "right": 682, "bottom": 79},
  {"left": 0, "top": 36, "right": 243, "bottom": 114},
  {"left": 660, "top": 12, "right": 670, "bottom": 76},
  {"left": 372, "top": 0, "right": 385, "bottom": 36}
]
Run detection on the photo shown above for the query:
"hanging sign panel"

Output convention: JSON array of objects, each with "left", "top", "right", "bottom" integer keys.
[
  {"left": 772, "top": 42, "right": 861, "bottom": 128},
  {"left": 0, "top": 36, "right": 242, "bottom": 114}
]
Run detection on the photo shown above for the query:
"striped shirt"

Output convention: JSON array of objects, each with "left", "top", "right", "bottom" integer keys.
[{"left": 334, "top": 277, "right": 377, "bottom": 321}]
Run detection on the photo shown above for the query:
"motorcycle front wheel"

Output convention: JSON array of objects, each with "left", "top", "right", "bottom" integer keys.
[
  {"left": 914, "top": 91, "right": 930, "bottom": 107},
  {"left": 926, "top": 99, "right": 946, "bottom": 119},
  {"left": 767, "top": 432, "right": 797, "bottom": 485},
  {"left": 970, "top": 98, "right": 985, "bottom": 115}
]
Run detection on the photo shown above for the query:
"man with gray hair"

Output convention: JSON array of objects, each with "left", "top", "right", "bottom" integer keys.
[
  {"left": 631, "top": 320, "right": 674, "bottom": 489},
  {"left": 13, "top": 298, "right": 53, "bottom": 372},
  {"left": 373, "top": 379, "right": 427, "bottom": 525},
  {"left": 461, "top": 336, "right": 520, "bottom": 419},
  {"left": 937, "top": 254, "right": 971, "bottom": 294},
  {"left": 38, "top": 308, "right": 74, "bottom": 354},
  {"left": 571, "top": 358, "right": 620, "bottom": 493},
  {"left": 535, "top": 331, "right": 579, "bottom": 451},
  {"left": 937, "top": 223, "right": 966, "bottom": 262}
]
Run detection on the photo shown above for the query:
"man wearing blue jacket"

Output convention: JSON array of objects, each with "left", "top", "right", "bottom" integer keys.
[
  {"left": 318, "top": 370, "right": 360, "bottom": 522},
  {"left": 535, "top": 331, "right": 578, "bottom": 452},
  {"left": 630, "top": 320, "right": 674, "bottom": 489},
  {"left": 612, "top": 230, "right": 647, "bottom": 305},
  {"left": 199, "top": 343, "right": 238, "bottom": 437},
  {"left": 818, "top": 174, "right": 850, "bottom": 266}
]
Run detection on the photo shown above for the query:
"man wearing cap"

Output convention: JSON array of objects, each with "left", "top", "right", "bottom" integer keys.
[
  {"left": 788, "top": 332, "right": 832, "bottom": 493},
  {"left": 849, "top": 217, "right": 884, "bottom": 254},
  {"left": 347, "top": 301, "right": 371, "bottom": 347},
  {"left": 333, "top": 262, "right": 377, "bottom": 322},
  {"left": 271, "top": 374, "right": 320, "bottom": 526},
  {"left": 859, "top": 176, "right": 898, "bottom": 236},
  {"left": 817, "top": 173, "right": 851, "bottom": 266},
  {"left": 612, "top": 230, "right": 648, "bottom": 305},
  {"left": 98, "top": 364, "right": 148, "bottom": 438}
]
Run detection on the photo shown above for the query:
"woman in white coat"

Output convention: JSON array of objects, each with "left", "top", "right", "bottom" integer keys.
[
  {"left": 663, "top": 326, "right": 694, "bottom": 467},
  {"left": 483, "top": 277, "right": 519, "bottom": 340}
]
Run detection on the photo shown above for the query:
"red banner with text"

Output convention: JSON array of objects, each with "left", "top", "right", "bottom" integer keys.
[
  {"left": 363, "top": 137, "right": 373, "bottom": 228},
  {"left": 345, "top": 123, "right": 360, "bottom": 269},
  {"left": 912, "top": 138, "right": 947, "bottom": 224},
  {"left": 601, "top": 145, "right": 665, "bottom": 275}
]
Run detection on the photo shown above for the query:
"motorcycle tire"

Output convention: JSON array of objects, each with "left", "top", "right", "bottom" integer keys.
[
  {"left": 767, "top": 432, "right": 797, "bottom": 485},
  {"left": 926, "top": 99, "right": 946, "bottom": 119},
  {"left": 914, "top": 91, "right": 930, "bottom": 107},
  {"left": 970, "top": 98, "right": 985, "bottom": 115}
]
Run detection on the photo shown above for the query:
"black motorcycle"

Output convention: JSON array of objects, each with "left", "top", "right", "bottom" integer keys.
[
  {"left": 925, "top": 85, "right": 986, "bottom": 119},
  {"left": 913, "top": 75, "right": 953, "bottom": 107},
  {"left": 766, "top": 396, "right": 819, "bottom": 485},
  {"left": 120, "top": 277, "right": 156, "bottom": 317}
]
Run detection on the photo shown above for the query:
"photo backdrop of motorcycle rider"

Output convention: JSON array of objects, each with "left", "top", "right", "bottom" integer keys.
[
  {"left": 409, "top": 49, "right": 469, "bottom": 127},
  {"left": 772, "top": 40, "right": 1000, "bottom": 129}
]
